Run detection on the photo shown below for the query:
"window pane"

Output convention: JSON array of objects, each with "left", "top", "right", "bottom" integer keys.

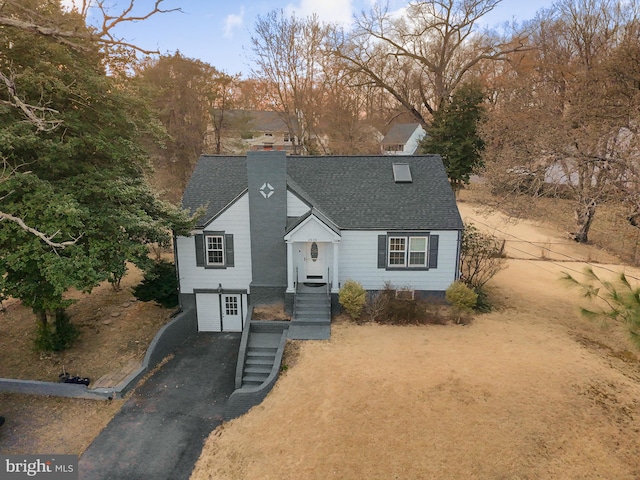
[
  {"left": 409, "top": 237, "right": 426, "bottom": 251},
  {"left": 409, "top": 252, "right": 426, "bottom": 265},
  {"left": 388, "top": 237, "right": 406, "bottom": 266},
  {"left": 206, "top": 235, "right": 224, "bottom": 265},
  {"left": 389, "top": 252, "right": 406, "bottom": 265},
  {"left": 389, "top": 237, "right": 405, "bottom": 250},
  {"left": 408, "top": 236, "right": 427, "bottom": 266},
  {"left": 225, "top": 296, "right": 238, "bottom": 315}
]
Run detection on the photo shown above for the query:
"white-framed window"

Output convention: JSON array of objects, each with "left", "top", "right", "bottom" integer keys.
[
  {"left": 196, "top": 232, "right": 234, "bottom": 269},
  {"left": 225, "top": 296, "right": 238, "bottom": 315},
  {"left": 388, "top": 235, "right": 428, "bottom": 268},
  {"left": 408, "top": 236, "right": 427, "bottom": 267},
  {"left": 206, "top": 235, "right": 224, "bottom": 266},
  {"left": 388, "top": 237, "right": 407, "bottom": 266}
]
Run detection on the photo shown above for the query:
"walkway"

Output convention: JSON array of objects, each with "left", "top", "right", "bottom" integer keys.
[{"left": 79, "top": 332, "right": 240, "bottom": 480}]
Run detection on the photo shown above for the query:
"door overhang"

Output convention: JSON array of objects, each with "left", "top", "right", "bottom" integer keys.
[{"left": 284, "top": 214, "right": 341, "bottom": 243}]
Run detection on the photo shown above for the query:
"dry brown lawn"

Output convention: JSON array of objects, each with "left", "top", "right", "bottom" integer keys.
[
  {"left": 0, "top": 265, "right": 174, "bottom": 455},
  {"left": 190, "top": 199, "right": 640, "bottom": 480}
]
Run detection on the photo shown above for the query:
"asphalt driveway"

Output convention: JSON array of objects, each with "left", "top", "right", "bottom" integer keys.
[{"left": 79, "top": 332, "right": 240, "bottom": 480}]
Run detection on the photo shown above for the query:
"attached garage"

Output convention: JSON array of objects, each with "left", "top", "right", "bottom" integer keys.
[{"left": 195, "top": 291, "right": 247, "bottom": 332}]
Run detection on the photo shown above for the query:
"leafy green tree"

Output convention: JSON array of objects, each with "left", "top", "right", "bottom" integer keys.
[
  {"left": 0, "top": 1, "right": 193, "bottom": 350},
  {"left": 421, "top": 81, "right": 486, "bottom": 193}
]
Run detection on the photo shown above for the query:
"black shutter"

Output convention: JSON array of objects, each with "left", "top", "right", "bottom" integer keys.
[
  {"left": 195, "top": 234, "right": 205, "bottom": 267},
  {"left": 428, "top": 235, "right": 439, "bottom": 269},
  {"left": 378, "top": 235, "right": 387, "bottom": 268},
  {"left": 225, "top": 234, "right": 234, "bottom": 267}
]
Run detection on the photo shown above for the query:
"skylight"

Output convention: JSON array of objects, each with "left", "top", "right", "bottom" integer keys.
[{"left": 392, "top": 163, "right": 412, "bottom": 183}]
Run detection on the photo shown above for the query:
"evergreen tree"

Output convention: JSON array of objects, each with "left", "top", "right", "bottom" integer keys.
[
  {"left": 421, "top": 81, "right": 485, "bottom": 193},
  {"left": 0, "top": 1, "right": 193, "bottom": 350}
]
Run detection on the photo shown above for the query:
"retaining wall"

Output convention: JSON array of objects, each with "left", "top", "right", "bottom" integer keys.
[{"left": 0, "top": 307, "right": 197, "bottom": 400}]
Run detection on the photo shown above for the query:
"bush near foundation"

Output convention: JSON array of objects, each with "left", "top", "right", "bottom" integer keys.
[
  {"left": 368, "top": 283, "right": 449, "bottom": 325},
  {"left": 339, "top": 279, "right": 366, "bottom": 320}
]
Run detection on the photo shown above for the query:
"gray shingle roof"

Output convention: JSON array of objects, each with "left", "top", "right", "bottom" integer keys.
[
  {"left": 381, "top": 123, "right": 423, "bottom": 145},
  {"left": 226, "top": 110, "right": 298, "bottom": 133},
  {"left": 183, "top": 155, "right": 463, "bottom": 230}
]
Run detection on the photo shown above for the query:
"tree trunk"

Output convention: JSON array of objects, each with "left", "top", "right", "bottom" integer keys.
[
  {"left": 34, "top": 308, "right": 75, "bottom": 351},
  {"left": 573, "top": 197, "right": 597, "bottom": 243}
]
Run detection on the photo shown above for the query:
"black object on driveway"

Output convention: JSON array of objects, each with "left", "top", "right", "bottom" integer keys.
[{"left": 79, "top": 332, "right": 240, "bottom": 480}]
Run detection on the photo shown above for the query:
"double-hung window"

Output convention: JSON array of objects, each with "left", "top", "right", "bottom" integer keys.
[
  {"left": 388, "top": 237, "right": 407, "bottom": 266},
  {"left": 206, "top": 235, "right": 224, "bottom": 266},
  {"left": 195, "top": 232, "right": 234, "bottom": 269},
  {"left": 388, "top": 235, "right": 428, "bottom": 268}
]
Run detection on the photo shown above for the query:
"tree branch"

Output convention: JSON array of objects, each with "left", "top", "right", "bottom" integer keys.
[
  {"left": 0, "top": 211, "right": 81, "bottom": 249},
  {"left": 0, "top": 0, "right": 182, "bottom": 55},
  {"left": 0, "top": 71, "right": 63, "bottom": 132}
]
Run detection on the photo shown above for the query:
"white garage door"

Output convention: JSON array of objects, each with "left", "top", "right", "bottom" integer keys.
[{"left": 196, "top": 293, "right": 222, "bottom": 332}]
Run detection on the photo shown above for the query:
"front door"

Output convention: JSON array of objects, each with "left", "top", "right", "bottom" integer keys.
[
  {"left": 304, "top": 241, "right": 325, "bottom": 282},
  {"left": 222, "top": 294, "right": 243, "bottom": 331}
]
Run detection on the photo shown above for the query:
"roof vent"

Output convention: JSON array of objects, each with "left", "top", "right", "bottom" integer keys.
[{"left": 392, "top": 163, "right": 412, "bottom": 183}]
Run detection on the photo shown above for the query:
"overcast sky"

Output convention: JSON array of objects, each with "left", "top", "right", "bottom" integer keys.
[{"left": 74, "top": 0, "right": 558, "bottom": 75}]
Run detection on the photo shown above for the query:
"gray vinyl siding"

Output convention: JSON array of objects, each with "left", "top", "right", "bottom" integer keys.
[
  {"left": 176, "top": 193, "right": 252, "bottom": 294},
  {"left": 339, "top": 230, "right": 459, "bottom": 291}
]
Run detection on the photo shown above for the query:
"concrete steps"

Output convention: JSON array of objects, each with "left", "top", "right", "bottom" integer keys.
[
  {"left": 240, "top": 328, "right": 283, "bottom": 388},
  {"left": 290, "top": 292, "right": 331, "bottom": 340}
]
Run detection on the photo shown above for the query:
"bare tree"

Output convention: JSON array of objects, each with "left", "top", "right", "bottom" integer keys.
[
  {"left": 209, "top": 72, "right": 241, "bottom": 155},
  {"left": 251, "top": 10, "right": 334, "bottom": 154},
  {"left": 332, "top": 0, "right": 529, "bottom": 128},
  {"left": 483, "top": 0, "right": 640, "bottom": 242},
  {"left": 0, "top": 0, "right": 180, "bottom": 54}
]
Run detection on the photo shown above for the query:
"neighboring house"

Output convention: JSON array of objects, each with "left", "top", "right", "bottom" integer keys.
[
  {"left": 176, "top": 151, "right": 463, "bottom": 332},
  {"left": 219, "top": 110, "right": 299, "bottom": 154},
  {"left": 381, "top": 123, "right": 426, "bottom": 155}
]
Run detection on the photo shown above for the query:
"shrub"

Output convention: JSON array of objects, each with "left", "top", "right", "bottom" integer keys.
[
  {"left": 133, "top": 260, "right": 179, "bottom": 308},
  {"left": 474, "top": 288, "right": 493, "bottom": 312},
  {"left": 363, "top": 290, "right": 389, "bottom": 323},
  {"left": 339, "top": 279, "right": 366, "bottom": 320},
  {"left": 34, "top": 309, "right": 79, "bottom": 352},
  {"left": 446, "top": 281, "right": 478, "bottom": 312},
  {"left": 369, "top": 283, "right": 448, "bottom": 325},
  {"left": 460, "top": 223, "right": 507, "bottom": 291}
]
